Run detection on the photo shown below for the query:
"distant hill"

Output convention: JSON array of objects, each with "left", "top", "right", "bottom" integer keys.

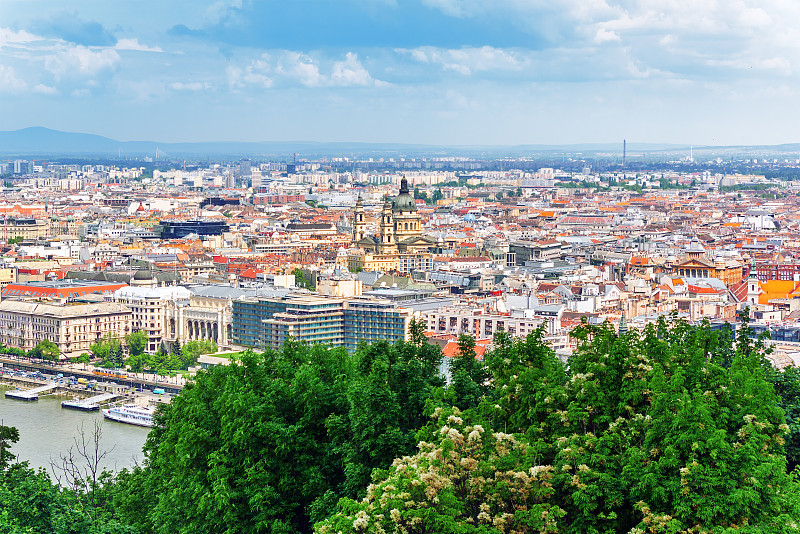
[
  {"left": 0, "top": 126, "right": 796, "bottom": 158},
  {"left": 0, "top": 127, "right": 687, "bottom": 158}
]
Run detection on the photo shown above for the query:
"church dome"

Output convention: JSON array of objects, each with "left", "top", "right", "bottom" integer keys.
[
  {"left": 134, "top": 270, "right": 154, "bottom": 280},
  {"left": 392, "top": 176, "right": 417, "bottom": 213}
]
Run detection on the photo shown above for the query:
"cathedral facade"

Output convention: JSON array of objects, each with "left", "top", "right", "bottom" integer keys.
[{"left": 352, "top": 176, "right": 437, "bottom": 255}]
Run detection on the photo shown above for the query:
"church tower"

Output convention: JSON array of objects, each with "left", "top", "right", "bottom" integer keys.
[
  {"left": 379, "top": 196, "right": 395, "bottom": 251},
  {"left": 352, "top": 194, "right": 366, "bottom": 244},
  {"left": 746, "top": 256, "right": 760, "bottom": 307}
]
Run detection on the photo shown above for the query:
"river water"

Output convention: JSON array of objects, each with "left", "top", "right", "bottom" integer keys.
[{"left": 0, "top": 386, "right": 149, "bottom": 474}]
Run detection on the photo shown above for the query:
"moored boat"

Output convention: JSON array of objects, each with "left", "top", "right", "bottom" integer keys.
[{"left": 102, "top": 404, "right": 156, "bottom": 427}]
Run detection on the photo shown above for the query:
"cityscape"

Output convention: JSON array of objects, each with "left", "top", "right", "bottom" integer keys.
[
  {"left": 3, "top": 1, "right": 800, "bottom": 533},
  {"left": 2, "top": 146, "right": 800, "bottom": 364}
]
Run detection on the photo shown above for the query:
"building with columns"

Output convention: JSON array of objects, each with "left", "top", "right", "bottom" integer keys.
[
  {"left": 110, "top": 286, "right": 192, "bottom": 353},
  {"left": 163, "top": 285, "right": 244, "bottom": 348}
]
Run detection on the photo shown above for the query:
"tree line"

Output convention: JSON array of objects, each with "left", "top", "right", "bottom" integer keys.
[{"left": 3, "top": 314, "right": 800, "bottom": 533}]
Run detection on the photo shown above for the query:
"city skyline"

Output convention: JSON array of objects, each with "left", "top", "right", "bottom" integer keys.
[{"left": 1, "top": 1, "right": 798, "bottom": 145}]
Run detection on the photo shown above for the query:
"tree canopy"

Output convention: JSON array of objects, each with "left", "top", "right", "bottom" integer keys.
[{"left": 4, "top": 315, "right": 800, "bottom": 534}]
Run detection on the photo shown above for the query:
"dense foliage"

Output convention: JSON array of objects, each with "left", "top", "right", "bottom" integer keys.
[
  {"left": 320, "top": 318, "right": 800, "bottom": 534},
  {"left": 4, "top": 315, "right": 800, "bottom": 533}
]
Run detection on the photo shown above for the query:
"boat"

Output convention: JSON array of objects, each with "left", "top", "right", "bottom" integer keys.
[{"left": 102, "top": 404, "right": 156, "bottom": 427}]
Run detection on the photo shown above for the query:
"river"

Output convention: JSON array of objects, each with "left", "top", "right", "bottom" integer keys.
[{"left": 0, "top": 386, "right": 149, "bottom": 474}]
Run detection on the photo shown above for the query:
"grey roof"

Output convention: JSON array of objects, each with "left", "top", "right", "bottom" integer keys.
[{"left": 190, "top": 285, "right": 250, "bottom": 299}]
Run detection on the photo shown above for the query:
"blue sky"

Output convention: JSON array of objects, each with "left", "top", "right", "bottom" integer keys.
[{"left": 0, "top": 0, "right": 797, "bottom": 145}]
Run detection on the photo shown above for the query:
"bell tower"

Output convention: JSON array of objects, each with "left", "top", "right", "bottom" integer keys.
[
  {"left": 352, "top": 194, "right": 365, "bottom": 244},
  {"left": 746, "top": 255, "right": 760, "bottom": 307},
  {"left": 379, "top": 196, "right": 394, "bottom": 251}
]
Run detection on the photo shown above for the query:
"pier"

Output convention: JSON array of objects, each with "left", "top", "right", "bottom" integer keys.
[
  {"left": 61, "top": 392, "right": 125, "bottom": 411},
  {"left": 4, "top": 383, "right": 59, "bottom": 401}
]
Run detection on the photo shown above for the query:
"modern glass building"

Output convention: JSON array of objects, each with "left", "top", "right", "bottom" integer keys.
[
  {"left": 232, "top": 294, "right": 411, "bottom": 351},
  {"left": 343, "top": 300, "right": 410, "bottom": 352},
  {"left": 155, "top": 219, "right": 230, "bottom": 239}
]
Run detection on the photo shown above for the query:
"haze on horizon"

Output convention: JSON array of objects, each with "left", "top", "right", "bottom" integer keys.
[{"left": 0, "top": 1, "right": 797, "bottom": 147}]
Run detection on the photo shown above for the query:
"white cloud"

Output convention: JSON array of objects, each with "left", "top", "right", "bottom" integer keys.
[
  {"left": 44, "top": 44, "right": 120, "bottom": 78},
  {"left": 0, "top": 27, "right": 41, "bottom": 47},
  {"left": 169, "top": 81, "right": 211, "bottom": 91},
  {"left": 330, "top": 53, "right": 376, "bottom": 86},
  {"left": 228, "top": 51, "right": 383, "bottom": 89},
  {"left": 33, "top": 83, "right": 58, "bottom": 95},
  {"left": 226, "top": 56, "right": 273, "bottom": 90},
  {"left": 70, "top": 88, "right": 90, "bottom": 98},
  {"left": 400, "top": 46, "right": 525, "bottom": 75},
  {"left": 0, "top": 64, "right": 26, "bottom": 93},
  {"left": 115, "top": 38, "right": 162, "bottom": 53},
  {"left": 277, "top": 51, "right": 324, "bottom": 87},
  {"left": 594, "top": 28, "right": 620, "bottom": 44},
  {"left": 421, "top": 0, "right": 468, "bottom": 17}
]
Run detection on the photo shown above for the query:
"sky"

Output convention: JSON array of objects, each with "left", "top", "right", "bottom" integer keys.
[{"left": 0, "top": 0, "right": 798, "bottom": 146}]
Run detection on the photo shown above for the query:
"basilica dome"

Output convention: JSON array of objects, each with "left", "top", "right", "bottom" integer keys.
[{"left": 392, "top": 176, "right": 417, "bottom": 213}]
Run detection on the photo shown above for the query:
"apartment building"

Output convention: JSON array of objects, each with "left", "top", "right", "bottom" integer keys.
[{"left": 0, "top": 300, "right": 132, "bottom": 359}]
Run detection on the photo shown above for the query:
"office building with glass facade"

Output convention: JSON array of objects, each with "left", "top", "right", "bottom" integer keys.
[{"left": 231, "top": 293, "right": 411, "bottom": 351}]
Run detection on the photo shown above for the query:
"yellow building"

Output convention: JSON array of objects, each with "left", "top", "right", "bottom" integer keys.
[{"left": 2, "top": 218, "right": 50, "bottom": 240}]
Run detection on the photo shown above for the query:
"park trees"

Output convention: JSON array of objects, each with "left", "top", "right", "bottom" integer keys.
[
  {"left": 321, "top": 316, "right": 800, "bottom": 534},
  {"left": 125, "top": 330, "right": 148, "bottom": 375},
  {"left": 27, "top": 339, "right": 60, "bottom": 362},
  {"left": 125, "top": 337, "right": 444, "bottom": 534}
]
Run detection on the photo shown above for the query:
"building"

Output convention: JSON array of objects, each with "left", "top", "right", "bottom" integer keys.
[
  {"left": 0, "top": 300, "right": 132, "bottom": 359},
  {"left": 423, "top": 304, "right": 564, "bottom": 338},
  {"left": 110, "top": 286, "right": 192, "bottom": 353},
  {"left": 352, "top": 176, "right": 438, "bottom": 255},
  {"left": 231, "top": 293, "right": 412, "bottom": 351},
  {"left": 1, "top": 217, "right": 49, "bottom": 240},
  {"left": 154, "top": 219, "right": 230, "bottom": 240},
  {"left": 163, "top": 285, "right": 244, "bottom": 348},
  {"left": 262, "top": 297, "right": 346, "bottom": 349},
  {"left": 1, "top": 279, "right": 128, "bottom": 300},
  {"left": 666, "top": 240, "right": 744, "bottom": 286}
]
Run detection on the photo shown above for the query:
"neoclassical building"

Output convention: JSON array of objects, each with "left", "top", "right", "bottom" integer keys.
[
  {"left": 352, "top": 176, "right": 437, "bottom": 254},
  {"left": 163, "top": 286, "right": 243, "bottom": 348}
]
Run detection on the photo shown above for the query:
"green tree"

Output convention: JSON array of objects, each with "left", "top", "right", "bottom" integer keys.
[
  {"left": 125, "top": 331, "right": 147, "bottom": 358},
  {"left": 292, "top": 268, "right": 315, "bottom": 290},
  {"left": 125, "top": 331, "right": 148, "bottom": 375},
  {"left": 77, "top": 352, "right": 91, "bottom": 371},
  {"left": 443, "top": 333, "right": 491, "bottom": 411},
  {"left": 89, "top": 334, "right": 112, "bottom": 362},
  {"left": 27, "top": 340, "right": 59, "bottom": 362},
  {"left": 181, "top": 339, "right": 218, "bottom": 368},
  {"left": 0, "top": 424, "right": 19, "bottom": 471},
  {"left": 408, "top": 317, "right": 427, "bottom": 346},
  {"left": 317, "top": 407, "right": 565, "bottom": 534}
]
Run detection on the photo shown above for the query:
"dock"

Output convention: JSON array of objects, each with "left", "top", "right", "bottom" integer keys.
[
  {"left": 4, "top": 383, "right": 58, "bottom": 401},
  {"left": 61, "top": 392, "right": 123, "bottom": 411}
]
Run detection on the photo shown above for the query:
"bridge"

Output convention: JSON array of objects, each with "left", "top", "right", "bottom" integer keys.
[
  {"left": 5, "top": 382, "right": 58, "bottom": 401},
  {"left": 62, "top": 392, "right": 125, "bottom": 411}
]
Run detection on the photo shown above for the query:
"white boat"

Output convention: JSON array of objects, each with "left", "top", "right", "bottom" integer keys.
[{"left": 102, "top": 404, "right": 156, "bottom": 427}]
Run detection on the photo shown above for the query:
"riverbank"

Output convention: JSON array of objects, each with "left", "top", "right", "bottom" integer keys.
[{"left": 1, "top": 384, "right": 149, "bottom": 473}]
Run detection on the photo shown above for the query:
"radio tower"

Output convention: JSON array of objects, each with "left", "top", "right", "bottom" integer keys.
[{"left": 622, "top": 139, "right": 627, "bottom": 168}]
